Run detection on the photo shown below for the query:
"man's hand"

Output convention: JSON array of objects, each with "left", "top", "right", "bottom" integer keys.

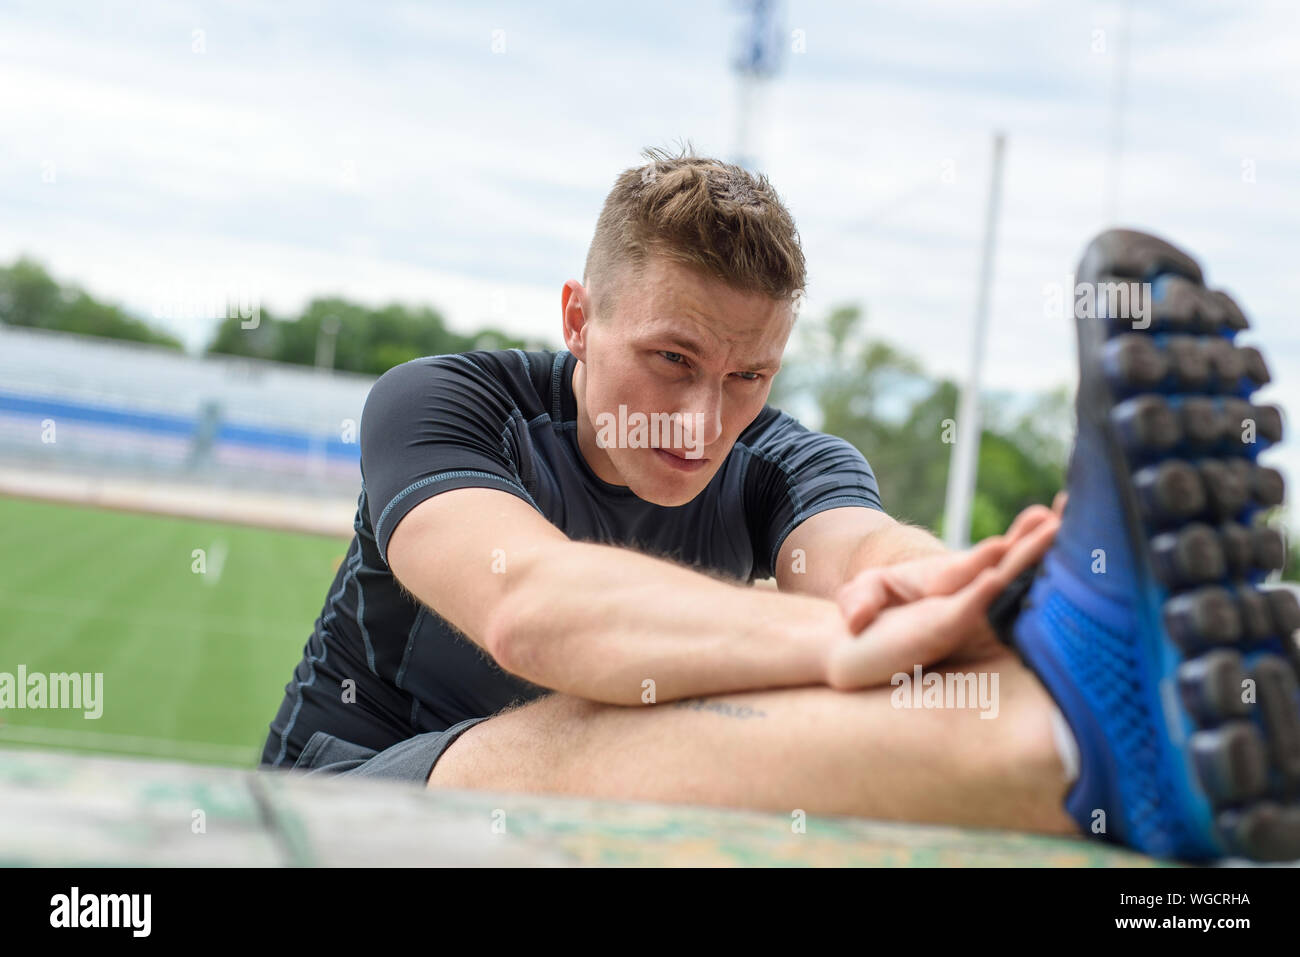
[
  {"left": 834, "top": 503, "right": 1057, "bottom": 634},
  {"left": 822, "top": 504, "right": 1061, "bottom": 691}
]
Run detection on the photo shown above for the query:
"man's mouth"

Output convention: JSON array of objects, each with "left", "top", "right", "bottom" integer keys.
[{"left": 653, "top": 447, "right": 709, "bottom": 472}]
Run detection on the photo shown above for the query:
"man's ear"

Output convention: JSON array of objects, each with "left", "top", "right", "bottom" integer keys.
[{"left": 560, "top": 279, "right": 591, "bottom": 360}]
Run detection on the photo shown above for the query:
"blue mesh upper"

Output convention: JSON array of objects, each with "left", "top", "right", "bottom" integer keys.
[{"left": 1036, "top": 586, "right": 1192, "bottom": 853}]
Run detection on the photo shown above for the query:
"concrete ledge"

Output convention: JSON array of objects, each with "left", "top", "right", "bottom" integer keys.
[{"left": 0, "top": 747, "right": 1167, "bottom": 867}]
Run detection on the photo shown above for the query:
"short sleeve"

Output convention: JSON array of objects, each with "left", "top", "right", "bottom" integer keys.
[
  {"left": 360, "top": 355, "right": 539, "bottom": 564},
  {"left": 741, "top": 410, "right": 884, "bottom": 580}
]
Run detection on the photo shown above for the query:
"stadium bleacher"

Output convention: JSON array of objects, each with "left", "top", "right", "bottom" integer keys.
[{"left": 0, "top": 325, "right": 375, "bottom": 495}]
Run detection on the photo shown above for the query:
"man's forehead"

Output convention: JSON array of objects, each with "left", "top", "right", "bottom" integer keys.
[
  {"left": 650, "top": 269, "right": 785, "bottom": 319},
  {"left": 606, "top": 256, "right": 792, "bottom": 359}
]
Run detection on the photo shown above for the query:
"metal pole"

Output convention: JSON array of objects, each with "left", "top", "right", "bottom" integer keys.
[
  {"left": 942, "top": 132, "right": 1006, "bottom": 550},
  {"left": 315, "top": 315, "right": 340, "bottom": 372},
  {"left": 735, "top": 74, "right": 756, "bottom": 171},
  {"left": 1104, "top": 0, "right": 1132, "bottom": 224},
  {"left": 310, "top": 314, "right": 341, "bottom": 480},
  {"left": 730, "top": 0, "right": 779, "bottom": 171}
]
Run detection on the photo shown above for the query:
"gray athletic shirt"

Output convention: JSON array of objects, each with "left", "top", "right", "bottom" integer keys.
[{"left": 284, "top": 348, "right": 883, "bottom": 751}]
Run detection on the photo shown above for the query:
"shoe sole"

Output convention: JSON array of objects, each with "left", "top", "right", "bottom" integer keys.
[{"left": 1075, "top": 230, "right": 1299, "bottom": 862}]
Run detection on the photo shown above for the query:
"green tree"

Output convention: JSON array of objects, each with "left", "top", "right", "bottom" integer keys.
[
  {"left": 771, "top": 303, "right": 1068, "bottom": 541},
  {"left": 0, "top": 258, "right": 184, "bottom": 349},
  {"left": 205, "top": 296, "right": 549, "bottom": 375},
  {"left": 1278, "top": 519, "right": 1298, "bottom": 584}
]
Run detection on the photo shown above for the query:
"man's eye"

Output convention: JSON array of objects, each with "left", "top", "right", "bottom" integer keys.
[
  {"left": 735, "top": 371, "right": 760, "bottom": 381},
  {"left": 659, "top": 351, "right": 685, "bottom": 364}
]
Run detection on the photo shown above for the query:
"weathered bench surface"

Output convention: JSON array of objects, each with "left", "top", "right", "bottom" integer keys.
[{"left": 0, "top": 746, "right": 1167, "bottom": 867}]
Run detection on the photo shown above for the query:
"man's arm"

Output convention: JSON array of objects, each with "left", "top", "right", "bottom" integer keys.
[
  {"left": 386, "top": 487, "right": 854, "bottom": 706},
  {"left": 773, "top": 506, "right": 948, "bottom": 598}
]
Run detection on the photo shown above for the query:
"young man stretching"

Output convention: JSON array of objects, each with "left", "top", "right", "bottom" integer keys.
[{"left": 262, "top": 149, "right": 1298, "bottom": 863}]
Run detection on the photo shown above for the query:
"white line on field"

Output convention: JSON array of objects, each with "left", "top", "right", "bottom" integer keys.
[
  {"left": 203, "top": 538, "right": 228, "bottom": 586},
  {"left": 0, "top": 723, "right": 257, "bottom": 765}
]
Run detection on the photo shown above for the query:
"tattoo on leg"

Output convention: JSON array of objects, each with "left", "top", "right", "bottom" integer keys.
[{"left": 671, "top": 697, "right": 768, "bottom": 719}]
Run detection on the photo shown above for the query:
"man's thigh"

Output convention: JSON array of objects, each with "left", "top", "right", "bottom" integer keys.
[{"left": 428, "top": 659, "right": 1064, "bottom": 827}]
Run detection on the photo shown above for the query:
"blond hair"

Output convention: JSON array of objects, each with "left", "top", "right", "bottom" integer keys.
[{"left": 582, "top": 144, "right": 806, "bottom": 317}]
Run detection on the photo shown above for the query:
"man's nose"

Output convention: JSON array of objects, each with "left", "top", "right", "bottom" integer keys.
[{"left": 682, "top": 384, "right": 724, "bottom": 449}]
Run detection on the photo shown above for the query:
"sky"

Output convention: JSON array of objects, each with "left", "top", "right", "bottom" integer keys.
[{"left": 2, "top": 0, "right": 1298, "bottom": 495}]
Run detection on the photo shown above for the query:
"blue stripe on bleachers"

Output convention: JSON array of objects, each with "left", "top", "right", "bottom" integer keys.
[
  {"left": 0, "top": 390, "right": 195, "bottom": 437},
  {"left": 0, "top": 390, "right": 359, "bottom": 462}
]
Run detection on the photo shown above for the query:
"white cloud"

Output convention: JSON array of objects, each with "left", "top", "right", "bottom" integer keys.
[{"left": 1, "top": 0, "right": 1297, "bottom": 526}]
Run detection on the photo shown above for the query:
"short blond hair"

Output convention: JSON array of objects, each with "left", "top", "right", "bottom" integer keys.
[{"left": 582, "top": 144, "right": 806, "bottom": 317}]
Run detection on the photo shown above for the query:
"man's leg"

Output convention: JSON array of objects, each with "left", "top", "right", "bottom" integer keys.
[{"left": 431, "top": 646, "right": 1079, "bottom": 835}]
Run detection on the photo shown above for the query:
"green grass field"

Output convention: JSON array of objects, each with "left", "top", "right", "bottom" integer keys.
[{"left": 0, "top": 495, "right": 350, "bottom": 767}]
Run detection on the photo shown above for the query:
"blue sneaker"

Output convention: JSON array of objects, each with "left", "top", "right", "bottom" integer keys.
[{"left": 1002, "top": 229, "right": 1299, "bottom": 862}]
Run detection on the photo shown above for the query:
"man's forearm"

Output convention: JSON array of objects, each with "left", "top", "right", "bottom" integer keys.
[
  {"left": 485, "top": 541, "right": 849, "bottom": 706},
  {"left": 844, "top": 521, "right": 947, "bottom": 580}
]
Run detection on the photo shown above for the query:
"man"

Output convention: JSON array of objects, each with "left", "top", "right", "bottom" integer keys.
[{"left": 262, "top": 148, "right": 1299, "bottom": 863}]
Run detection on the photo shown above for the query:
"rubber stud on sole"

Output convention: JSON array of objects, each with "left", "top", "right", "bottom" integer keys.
[
  {"left": 1104, "top": 335, "right": 1168, "bottom": 391},
  {"left": 1252, "top": 466, "right": 1285, "bottom": 508},
  {"left": 1152, "top": 524, "right": 1226, "bottom": 587},
  {"left": 1251, "top": 527, "right": 1286, "bottom": 574},
  {"left": 1113, "top": 396, "right": 1180, "bottom": 454},
  {"left": 1199, "top": 459, "right": 1249, "bottom": 519},
  {"left": 1192, "top": 722, "right": 1270, "bottom": 805},
  {"left": 1135, "top": 461, "right": 1206, "bottom": 526},
  {"left": 1218, "top": 803, "right": 1300, "bottom": 861},
  {"left": 1167, "top": 336, "right": 1211, "bottom": 390},
  {"left": 1164, "top": 586, "right": 1242, "bottom": 653},
  {"left": 1252, "top": 656, "right": 1300, "bottom": 791},
  {"left": 1237, "top": 587, "right": 1275, "bottom": 641},
  {"left": 1178, "top": 650, "right": 1251, "bottom": 725}
]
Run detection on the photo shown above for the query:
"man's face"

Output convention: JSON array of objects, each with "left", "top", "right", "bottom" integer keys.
[{"left": 563, "top": 255, "right": 795, "bottom": 507}]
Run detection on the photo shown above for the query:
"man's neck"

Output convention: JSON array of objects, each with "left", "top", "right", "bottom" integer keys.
[{"left": 570, "top": 357, "right": 627, "bottom": 487}]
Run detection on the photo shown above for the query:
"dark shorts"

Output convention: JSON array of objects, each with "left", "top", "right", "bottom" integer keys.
[{"left": 279, "top": 716, "right": 491, "bottom": 785}]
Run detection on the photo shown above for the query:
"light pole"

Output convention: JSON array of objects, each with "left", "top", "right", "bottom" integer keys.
[
  {"left": 315, "top": 315, "right": 341, "bottom": 372},
  {"left": 731, "top": 0, "right": 782, "bottom": 172},
  {"left": 942, "top": 132, "right": 1007, "bottom": 549}
]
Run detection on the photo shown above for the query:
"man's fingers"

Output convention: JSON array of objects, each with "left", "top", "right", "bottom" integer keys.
[
  {"left": 960, "top": 566, "right": 1017, "bottom": 615},
  {"left": 828, "top": 514, "right": 1062, "bottom": 691},
  {"left": 837, "top": 572, "right": 904, "bottom": 633},
  {"left": 1003, "top": 503, "right": 1053, "bottom": 543},
  {"left": 927, "top": 535, "right": 1009, "bottom": 592},
  {"left": 998, "top": 512, "right": 1060, "bottom": 579},
  {"left": 836, "top": 507, "right": 1058, "bottom": 636},
  {"left": 826, "top": 596, "right": 974, "bottom": 689},
  {"left": 1052, "top": 491, "right": 1068, "bottom": 516},
  {"left": 961, "top": 515, "right": 1060, "bottom": 614}
]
